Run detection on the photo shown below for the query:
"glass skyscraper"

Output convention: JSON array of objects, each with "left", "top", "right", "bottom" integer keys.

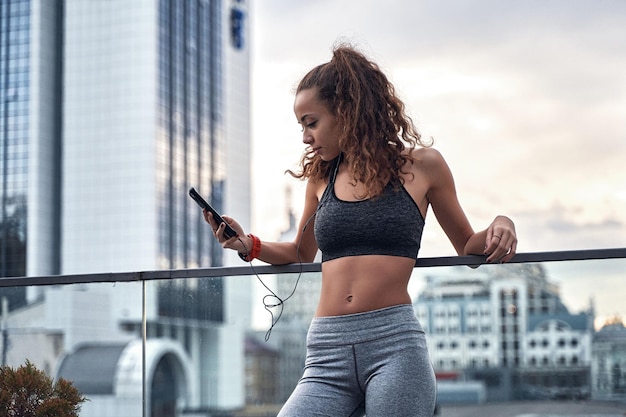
[
  {"left": 1, "top": 0, "right": 251, "bottom": 296},
  {"left": 62, "top": 0, "right": 250, "bottom": 275},
  {"left": 1, "top": 0, "right": 63, "bottom": 308},
  {"left": 1, "top": 1, "right": 251, "bottom": 412}
]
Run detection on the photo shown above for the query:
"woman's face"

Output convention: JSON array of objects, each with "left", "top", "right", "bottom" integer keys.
[{"left": 294, "top": 88, "right": 342, "bottom": 161}]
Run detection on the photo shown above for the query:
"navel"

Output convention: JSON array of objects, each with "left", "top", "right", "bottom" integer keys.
[{"left": 346, "top": 295, "right": 353, "bottom": 303}]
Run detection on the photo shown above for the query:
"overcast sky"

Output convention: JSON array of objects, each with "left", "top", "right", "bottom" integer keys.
[{"left": 247, "top": 1, "right": 626, "bottom": 323}]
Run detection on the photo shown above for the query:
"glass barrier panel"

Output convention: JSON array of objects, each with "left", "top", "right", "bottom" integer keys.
[
  {"left": 4, "top": 256, "right": 623, "bottom": 417},
  {"left": 0, "top": 281, "right": 145, "bottom": 417},
  {"left": 409, "top": 258, "right": 626, "bottom": 416},
  {"left": 143, "top": 271, "right": 321, "bottom": 416},
  {"left": 140, "top": 259, "right": 625, "bottom": 417}
]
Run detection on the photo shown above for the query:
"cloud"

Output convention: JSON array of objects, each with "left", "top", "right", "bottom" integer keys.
[
  {"left": 254, "top": 1, "right": 626, "bottom": 63},
  {"left": 509, "top": 202, "right": 626, "bottom": 251}
]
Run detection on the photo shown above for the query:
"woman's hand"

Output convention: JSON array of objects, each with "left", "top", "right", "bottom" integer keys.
[
  {"left": 484, "top": 215, "right": 517, "bottom": 263},
  {"left": 202, "top": 210, "right": 249, "bottom": 253}
]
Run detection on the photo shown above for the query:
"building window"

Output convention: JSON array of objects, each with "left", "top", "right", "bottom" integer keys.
[{"left": 229, "top": 6, "right": 245, "bottom": 49}]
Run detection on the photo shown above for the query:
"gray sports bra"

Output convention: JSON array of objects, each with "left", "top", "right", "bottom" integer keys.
[{"left": 314, "top": 167, "right": 425, "bottom": 263}]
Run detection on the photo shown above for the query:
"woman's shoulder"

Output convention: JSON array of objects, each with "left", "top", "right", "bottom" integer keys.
[{"left": 404, "top": 146, "right": 447, "bottom": 170}]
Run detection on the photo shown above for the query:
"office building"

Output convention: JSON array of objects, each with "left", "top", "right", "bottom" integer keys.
[
  {"left": 1, "top": 0, "right": 252, "bottom": 415},
  {"left": 414, "top": 264, "right": 594, "bottom": 401},
  {"left": 592, "top": 320, "right": 626, "bottom": 400},
  {"left": 1, "top": 0, "right": 63, "bottom": 307}
]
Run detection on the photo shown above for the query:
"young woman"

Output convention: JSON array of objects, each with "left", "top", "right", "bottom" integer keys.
[{"left": 205, "top": 44, "right": 517, "bottom": 417}]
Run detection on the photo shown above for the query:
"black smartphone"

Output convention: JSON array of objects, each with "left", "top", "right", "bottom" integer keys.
[{"left": 188, "top": 187, "right": 238, "bottom": 239}]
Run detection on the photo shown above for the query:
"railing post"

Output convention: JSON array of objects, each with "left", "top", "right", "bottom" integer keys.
[
  {"left": 1, "top": 296, "right": 7, "bottom": 366},
  {"left": 142, "top": 279, "right": 147, "bottom": 417}
]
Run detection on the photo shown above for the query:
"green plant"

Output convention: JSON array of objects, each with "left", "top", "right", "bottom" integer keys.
[{"left": 0, "top": 360, "right": 86, "bottom": 417}]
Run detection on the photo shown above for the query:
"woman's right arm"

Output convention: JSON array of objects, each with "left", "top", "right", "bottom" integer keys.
[{"left": 209, "top": 178, "right": 322, "bottom": 265}]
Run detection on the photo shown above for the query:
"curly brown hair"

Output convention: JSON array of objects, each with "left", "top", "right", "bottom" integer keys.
[{"left": 287, "top": 44, "right": 430, "bottom": 198}]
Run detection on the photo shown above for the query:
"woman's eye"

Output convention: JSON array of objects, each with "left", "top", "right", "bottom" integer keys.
[{"left": 300, "top": 121, "right": 317, "bottom": 132}]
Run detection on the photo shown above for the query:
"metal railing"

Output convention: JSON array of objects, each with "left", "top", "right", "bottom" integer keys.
[{"left": 1, "top": 248, "right": 624, "bottom": 287}]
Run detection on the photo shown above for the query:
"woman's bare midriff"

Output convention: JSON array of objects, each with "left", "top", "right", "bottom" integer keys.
[{"left": 315, "top": 255, "right": 416, "bottom": 317}]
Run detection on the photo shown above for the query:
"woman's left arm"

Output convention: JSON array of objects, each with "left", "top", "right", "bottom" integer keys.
[{"left": 423, "top": 148, "right": 518, "bottom": 263}]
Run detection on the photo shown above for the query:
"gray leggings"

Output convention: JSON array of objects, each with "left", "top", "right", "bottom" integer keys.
[{"left": 278, "top": 304, "right": 436, "bottom": 417}]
